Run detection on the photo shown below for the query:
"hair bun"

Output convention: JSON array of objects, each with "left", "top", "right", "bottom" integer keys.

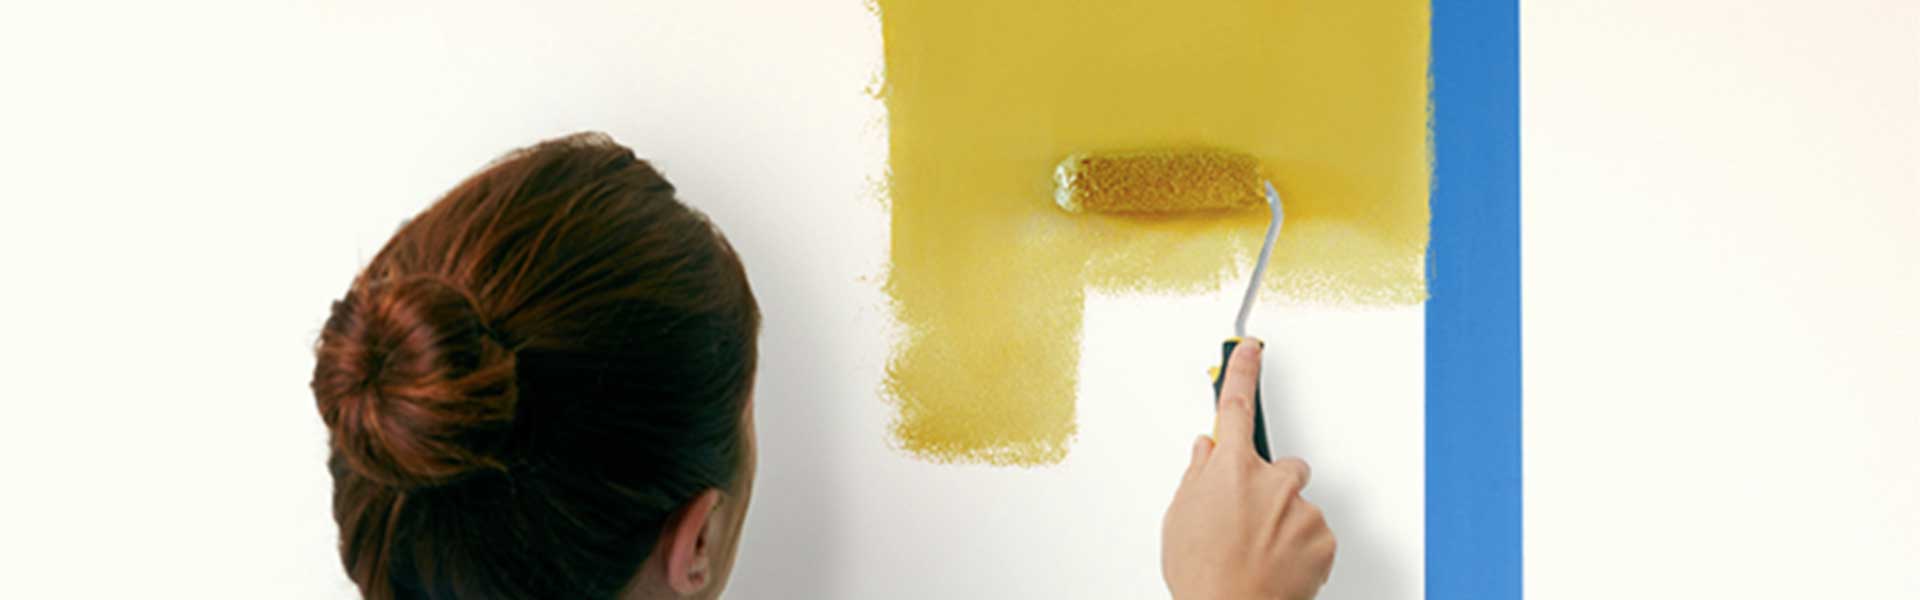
[{"left": 311, "top": 275, "right": 519, "bottom": 489}]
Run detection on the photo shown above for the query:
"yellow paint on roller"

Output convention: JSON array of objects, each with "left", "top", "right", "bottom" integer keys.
[
  {"left": 1055, "top": 149, "right": 1266, "bottom": 214},
  {"left": 876, "top": 0, "right": 1431, "bottom": 465}
]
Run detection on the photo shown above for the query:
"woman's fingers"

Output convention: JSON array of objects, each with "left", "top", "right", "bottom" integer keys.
[
  {"left": 1213, "top": 338, "right": 1263, "bottom": 455},
  {"left": 1270, "top": 456, "right": 1312, "bottom": 495}
]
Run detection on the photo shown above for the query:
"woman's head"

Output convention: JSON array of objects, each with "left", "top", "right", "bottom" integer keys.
[{"left": 310, "top": 133, "right": 760, "bottom": 599}]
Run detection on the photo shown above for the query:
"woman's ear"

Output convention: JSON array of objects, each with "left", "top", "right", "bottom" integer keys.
[{"left": 661, "top": 489, "right": 724, "bottom": 596}]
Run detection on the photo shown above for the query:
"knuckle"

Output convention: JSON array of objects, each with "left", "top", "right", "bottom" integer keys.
[
  {"left": 1220, "top": 391, "right": 1252, "bottom": 412},
  {"left": 1271, "top": 465, "right": 1306, "bottom": 488},
  {"left": 1297, "top": 499, "right": 1323, "bottom": 521},
  {"left": 1277, "top": 458, "right": 1311, "bottom": 487},
  {"left": 1274, "top": 474, "right": 1302, "bottom": 495},
  {"left": 1317, "top": 534, "right": 1339, "bottom": 573}
]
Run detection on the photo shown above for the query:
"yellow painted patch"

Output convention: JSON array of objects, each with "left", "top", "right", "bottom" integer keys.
[{"left": 877, "top": 0, "right": 1431, "bottom": 465}]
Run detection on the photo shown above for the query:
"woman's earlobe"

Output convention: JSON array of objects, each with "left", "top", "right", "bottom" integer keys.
[{"left": 664, "top": 489, "right": 724, "bottom": 595}]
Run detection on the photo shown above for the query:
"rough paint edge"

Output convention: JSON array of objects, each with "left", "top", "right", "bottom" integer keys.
[{"left": 866, "top": 0, "right": 1073, "bottom": 468}]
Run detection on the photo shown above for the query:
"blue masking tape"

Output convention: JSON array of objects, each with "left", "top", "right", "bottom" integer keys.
[{"left": 1427, "top": 0, "right": 1523, "bottom": 598}]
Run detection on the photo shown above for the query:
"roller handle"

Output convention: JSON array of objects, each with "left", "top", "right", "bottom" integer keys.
[{"left": 1211, "top": 338, "right": 1272, "bottom": 462}]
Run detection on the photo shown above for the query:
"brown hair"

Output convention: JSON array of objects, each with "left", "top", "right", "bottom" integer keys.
[{"left": 310, "top": 133, "right": 760, "bottom": 599}]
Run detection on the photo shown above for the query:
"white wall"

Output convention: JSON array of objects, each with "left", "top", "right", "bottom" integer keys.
[
  {"left": 1524, "top": 0, "right": 1920, "bottom": 597},
  {"left": 0, "top": 1, "right": 889, "bottom": 597}
]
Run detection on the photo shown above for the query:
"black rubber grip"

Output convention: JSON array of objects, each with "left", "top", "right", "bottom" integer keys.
[{"left": 1211, "top": 338, "right": 1272, "bottom": 462}]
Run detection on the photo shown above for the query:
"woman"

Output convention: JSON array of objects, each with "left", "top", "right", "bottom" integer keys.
[{"left": 311, "top": 133, "right": 1333, "bottom": 599}]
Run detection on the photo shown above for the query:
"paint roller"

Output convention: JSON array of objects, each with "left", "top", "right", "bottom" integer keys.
[{"left": 1053, "top": 148, "right": 1281, "bottom": 462}]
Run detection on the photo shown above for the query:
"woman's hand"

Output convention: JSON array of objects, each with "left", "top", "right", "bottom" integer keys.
[{"left": 1161, "top": 338, "right": 1336, "bottom": 600}]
